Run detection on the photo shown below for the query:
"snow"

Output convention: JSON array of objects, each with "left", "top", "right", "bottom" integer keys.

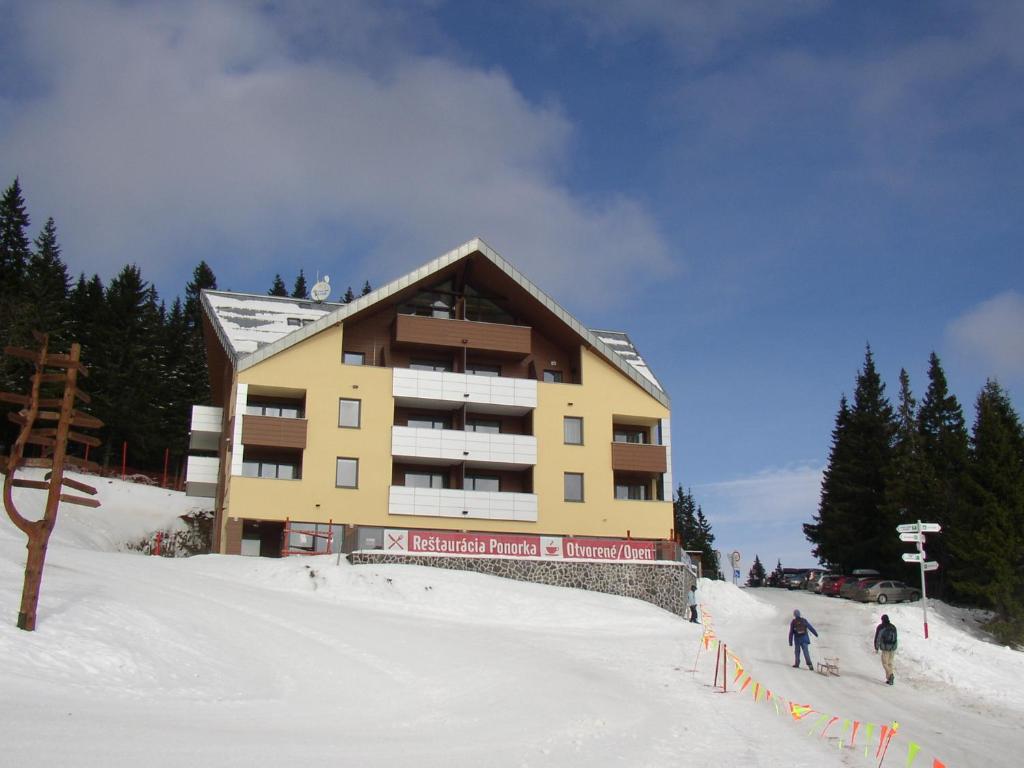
[
  {"left": 1, "top": 475, "right": 1021, "bottom": 766},
  {"left": 204, "top": 291, "right": 337, "bottom": 355}
]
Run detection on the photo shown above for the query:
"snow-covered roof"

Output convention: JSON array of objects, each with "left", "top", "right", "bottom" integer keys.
[
  {"left": 202, "top": 292, "right": 342, "bottom": 356},
  {"left": 592, "top": 330, "right": 663, "bottom": 392},
  {"left": 201, "top": 238, "right": 668, "bottom": 407}
]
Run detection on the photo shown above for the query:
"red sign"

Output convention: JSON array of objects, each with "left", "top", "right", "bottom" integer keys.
[
  {"left": 562, "top": 537, "right": 656, "bottom": 561},
  {"left": 385, "top": 529, "right": 658, "bottom": 562}
]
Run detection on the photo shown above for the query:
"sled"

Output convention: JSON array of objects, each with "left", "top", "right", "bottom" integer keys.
[{"left": 817, "top": 656, "right": 840, "bottom": 677}]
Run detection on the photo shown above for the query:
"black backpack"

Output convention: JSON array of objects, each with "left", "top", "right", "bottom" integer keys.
[
  {"left": 793, "top": 617, "right": 808, "bottom": 635},
  {"left": 879, "top": 624, "right": 897, "bottom": 651}
]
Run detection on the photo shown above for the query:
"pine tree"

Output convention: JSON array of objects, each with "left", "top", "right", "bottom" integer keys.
[
  {"left": 949, "top": 381, "right": 1024, "bottom": 633},
  {"left": 24, "top": 217, "right": 71, "bottom": 341},
  {"left": 917, "top": 352, "right": 969, "bottom": 598},
  {"left": 268, "top": 274, "right": 287, "bottom": 296},
  {"left": 770, "top": 559, "right": 785, "bottom": 587},
  {"left": 183, "top": 261, "right": 217, "bottom": 408},
  {"left": 747, "top": 555, "right": 766, "bottom": 587},
  {"left": 292, "top": 270, "right": 308, "bottom": 299},
  {"left": 343, "top": 286, "right": 356, "bottom": 303},
  {"left": 880, "top": 369, "right": 932, "bottom": 578},
  {"left": 694, "top": 506, "right": 720, "bottom": 578},
  {"left": 0, "top": 177, "right": 31, "bottom": 297},
  {"left": 361, "top": 280, "right": 372, "bottom": 296},
  {"left": 673, "top": 485, "right": 697, "bottom": 546},
  {"left": 805, "top": 346, "right": 896, "bottom": 573},
  {"left": 0, "top": 178, "right": 35, "bottom": 448}
]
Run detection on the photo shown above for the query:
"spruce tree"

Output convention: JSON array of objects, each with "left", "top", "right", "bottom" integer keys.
[
  {"left": 343, "top": 285, "right": 356, "bottom": 303},
  {"left": 673, "top": 485, "right": 697, "bottom": 546},
  {"left": 361, "top": 280, "right": 372, "bottom": 296},
  {"left": 747, "top": 555, "right": 766, "bottom": 587},
  {"left": 292, "top": 270, "right": 308, "bottom": 299},
  {"left": 268, "top": 274, "right": 287, "bottom": 296},
  {"left": 24, "top": 217, "right": 71, "bottom": 341},
  {"left": 694, "top": 506, "right": 720, "bottom": 578},
  {"left": 0, "top": 177, "right": 31, "bottom": 296},
  {"left": 0, "top": 178, "right": 34, "bottom": 448},
  {"left": 770, "top": 559, "right": 785, "bottom": 587},
  {"left": 917, "top": 352, "right": 969, "bottom": 598},
  {"left": 183, "top": 261, "right": 217, "bottom": 408},
  {"left": 949, "top": 381, "right": 1024, "bottom": 633},
  {"left": 805, "top": 346, "right": 896, "bottom": 573}
]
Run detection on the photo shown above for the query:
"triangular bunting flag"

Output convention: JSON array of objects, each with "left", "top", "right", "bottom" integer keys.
[
  {"left": 789, "top": 702, "right": 813, "bottom": 721},
  {"left": 821, "top": 716, "right": 839, "bottom": 737},
  {"left": 932, "top": 759, "right": 946, "bottom": 768},
  {"left": 905, "top": 742, "right": 921, "bottom": 767},
  {"left": 739, "top": 675, "right": 752, "bottom": 692}
]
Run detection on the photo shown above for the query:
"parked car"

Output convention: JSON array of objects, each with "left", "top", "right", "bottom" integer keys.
[
  {"left": 817, "top": 575, "right": 842, "bottom": 595},
  {"left": 803, "top": 571, "right": 833, "bottom": 592},
  {"left": 841, "top": 577, "right": 884, "bottom": 600},
  {"left": 858, "top": 580, "right": 921, "bottom": 604},
  {"left": 785, "top": 571, "right": 808, "bottom": 590},
  {"left": 822, "top": 575, "right": 855, "bottom": 596}
]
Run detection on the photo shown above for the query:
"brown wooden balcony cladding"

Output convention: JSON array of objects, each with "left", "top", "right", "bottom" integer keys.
[
  {"left": 395, "top": 314, "right": 531, "bottom": 356},
  {"left": 241, "top": 414, "right": 307, "bottom": 449},
  {"left": 610, "top": 442, "right": 667, "bottom": 474}
]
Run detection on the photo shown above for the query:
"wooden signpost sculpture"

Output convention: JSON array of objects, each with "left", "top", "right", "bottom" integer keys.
[{"left": 1, "top": 331, "right": 103, "bottom": 631}]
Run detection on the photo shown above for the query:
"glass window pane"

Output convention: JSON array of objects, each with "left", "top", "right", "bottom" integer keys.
[
  {"left": 339, "top": 399, "right": 361, "bottom": 428},
  {"left": 410, "top": 359, "right": 450, "bottom": 372},
  {"left": 259, "top": 462, "right": 277, "bottom": 478},
  {"left": 408, "top": 416, "right": 445, "bottom": 430},
  {"left": 466, "top": 364, "right": 500, "bottom": 377},
  {"left": 343, "top": 351, "right": 364, "bottom": 365},
  {"left": 467, "top": 475, "right": 499, "bottom": 492},
  {"left": 467, "top": 419, "right": 500, "bottom": 434},
  {"left": 563, "top": 417, "right": 583, "bottom": 445},
  {"left": 336, "top": 458, "right": 358, "bottom": 488},
  {"left": 564, "top": 473, "right": 583, "bottom": 502},
  {"left": 280, "top": 407, "right": 299, "bottom": 419},
  {"left": 242, "top": 461, "right": 260, "bottom": 477},
  {"left": 277, "top": 463, "right": 296, "bottom": 480},
  {"left": 543, "top": 370, "right": 563, "bottom": 383}
]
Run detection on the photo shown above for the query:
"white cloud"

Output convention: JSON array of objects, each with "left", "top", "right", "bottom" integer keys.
[
  {"left": 947, "top": 291, "right": 1024, "bottom": 383},
  {"left": 0, "top": 1, "right": 673, "bottom": 302}
]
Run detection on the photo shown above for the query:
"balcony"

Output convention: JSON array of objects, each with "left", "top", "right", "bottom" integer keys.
[
  {"left": 388, "top": 485, "right": 538, "bottom": 522},
  {"left": 393, "top": 368, "right": 536, "bottom": 415},
  {"left": 394, "top": 314, "right": 531, "bottom": 357},
  {"left": 185, "top": 455, "right": 219, "bottom": 498},
  {"left": 610, "top": 442, "right": 667, "bottom": 474},
  {"left": 189, "top": 405, "right": 223, "bottom": 451},
  {"left": 391, "top": 426, "right": 536, "bottom": 468},
  {"left": 240, "top": 414, "right": 308, "bottom": 450}
]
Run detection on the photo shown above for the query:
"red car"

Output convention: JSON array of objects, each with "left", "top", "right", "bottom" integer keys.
[{"left": 822, "top": 575, "right": 855, "bottom": 596}]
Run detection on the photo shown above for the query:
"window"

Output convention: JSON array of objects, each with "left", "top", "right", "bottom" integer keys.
[
  {"left": 338, "top": 398, "right": 361, "bottom": 428},
  {"left": 286, "top": 522, "right": 343, "bottom": 555},
  {"left": 242, "top": 459, "right": 300, "bottom": 479},
  {"left": 246, "top": 402, "right": 303, "bottom": 418},
  {"left": 543, "top": 369, "right": 563, "bottom": 383},
  {"left": 564, "top": 472, "right": 584, "bottom": 502},
  {"left": 399, "top": 282, "right": 455, "bottom": 318},
  {"left": 466, "top": 418, "right": 501, "bottom": 434},
  {"left": 613, "top": 427, "right": 647, "bottom": 444},
  {"left": 466, "top": 474, "right": 500, "bottom": 492},
  {"left": 335, "top": 457, "right": 358, "bottom": 488},
  {"left": 405, "top": 471, "right": 446, "bottom": 489},
  {"left": 563, "top": 417, "right": 583, "bottom": 445},
  {"left": 343, "top": 351, "right": 365, "bottom": 365},
  {"left": 407, "top": 415, "right": 447, "bottom": 430},
  {"left": 466, "top": 363, "right": 500, "bottom": 377},
  {"left": 287, "top": 317, "right": 314, "bottom": 327},
  {"left": 410, "top": 359, "right": 451, "bottom": 372},
  {"left": 615, "top": 483, "right": 648, "bottom": 500}
]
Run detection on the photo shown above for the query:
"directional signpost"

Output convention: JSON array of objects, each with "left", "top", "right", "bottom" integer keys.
[{"left": 896, "top": 520, "right": 941, "bottom": 639}]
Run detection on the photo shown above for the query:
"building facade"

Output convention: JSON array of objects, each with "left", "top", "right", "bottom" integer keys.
[{"left": 187, "top": 239, "right": 675, "bottom": 559}]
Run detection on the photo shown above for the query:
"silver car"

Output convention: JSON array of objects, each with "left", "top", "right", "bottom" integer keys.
[{"left": 858, "top": 580, "right": 921, "bottom": 604}]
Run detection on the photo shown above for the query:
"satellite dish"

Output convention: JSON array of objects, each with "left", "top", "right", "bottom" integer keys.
[{"left": 310, "top": 276, "right": 331, "bottom": 303}]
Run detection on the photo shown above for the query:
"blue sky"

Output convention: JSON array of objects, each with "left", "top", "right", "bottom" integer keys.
[{"left": 2, "top": 1, "right": 1022, "bottom": 570}]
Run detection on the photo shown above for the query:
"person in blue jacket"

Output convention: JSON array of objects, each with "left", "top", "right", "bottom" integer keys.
[{"left": 788, "top": 609, "right": 819, "bottom": 669}]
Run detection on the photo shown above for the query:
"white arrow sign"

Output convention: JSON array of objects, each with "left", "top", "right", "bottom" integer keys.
[
  {"left": 923, "top": 561, "right": 940, "bottom": 572},
  {"left": 897, "top": 522, "right": 942, "bottom": 534},
  {"left": 899, "top": 532, "right": 924, "bottom": 543},
  {"left": 902, "top": 552, "right": 923, "bottom": 563},
  {"left": 897, "top": 523, "right": 921, "bottom": 533},
  {"left": 918, "top": 523, "right": 941, "bottom": 533}
]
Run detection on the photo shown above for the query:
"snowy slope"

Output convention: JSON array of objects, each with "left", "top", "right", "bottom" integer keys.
[{"left": 1, "top": 476, "right": 1021, "bottom": 767}]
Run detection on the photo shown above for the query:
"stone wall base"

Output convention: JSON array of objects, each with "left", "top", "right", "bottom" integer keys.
[{"left": 348, "top": 552, "right": 695, "bottom": 618}]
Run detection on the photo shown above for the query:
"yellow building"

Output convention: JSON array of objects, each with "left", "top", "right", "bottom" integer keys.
[{"left": 187, "top": 238, "right": 674, "bottom": 558}]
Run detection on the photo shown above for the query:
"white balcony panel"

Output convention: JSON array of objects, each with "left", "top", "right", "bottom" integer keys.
[
  {"left": 388, "top": 486, "right": 537, "bottom": 522},
  {"left": 392, "top": 427, "right": 537, "bottom": 467},
  {"left": 185, "top": 455, "right": 220, "bottom": 498},
  {"left": 189, "top": 405, "right": 223, "bottom": 451},
  {"left": 392, "top": 369, "right": 537, "bottom": 414}
]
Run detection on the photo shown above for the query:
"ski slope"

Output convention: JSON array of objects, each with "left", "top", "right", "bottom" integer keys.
[{"left": 1, "top": 473, "right": 1021, "bottom": 766}]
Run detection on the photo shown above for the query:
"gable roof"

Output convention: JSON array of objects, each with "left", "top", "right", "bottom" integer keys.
[{"left": 201, "top": 237, "right": 668, "bottom": 407}]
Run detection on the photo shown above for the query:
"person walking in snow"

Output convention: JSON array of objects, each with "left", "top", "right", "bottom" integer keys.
[
  {"left": 788, "top": 609, "right": 818, "bottom": 669},
  {"left": 874, "top": 614, "right": 898, "bottom": 685},
  {"left": 687, "top": 584, "right": 699, "bottom": 623}
]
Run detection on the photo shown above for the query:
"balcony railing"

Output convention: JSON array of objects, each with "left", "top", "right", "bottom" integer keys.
[
  {"left": 392, "top": 368, "right": 537, "bottom": 413},
  {"left": 240, "top": 414, "right": 308, "bottom": 450},
  {"left": 610, "top": 442, "right": 667, "bottom": 474},
  {"left": 189, "top": 405, "right": 223, "bottom": 451},
  {"left": 185, "top": 455, "right": 219, "bottom": 498},
  {"left": 388, "top": 485, "right": 538, "bottom": 522},
  {"left": 394, "top": 314, "right": 531, "bottom": 356},
  {"left": 391, "top": 426, "right": 536, "bottom": 467}
]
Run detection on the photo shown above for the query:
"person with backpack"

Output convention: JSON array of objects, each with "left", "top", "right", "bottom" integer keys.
[
  {"left": 874, "top": 614, "right": 898, "bottom": 685},
  {"left": 687, "top": 584, "right": 699, "bottom": 623},
  {"left": 788, "top": 609, "right": 818, "bottom": 669}
]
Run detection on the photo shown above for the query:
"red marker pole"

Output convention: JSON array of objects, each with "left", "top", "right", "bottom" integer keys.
[
  {"left": 162, "top": 447, "right": 170, "bottom": 488},
  {"left": 918, "top": 521, "right": 930, "bottom": 639}
]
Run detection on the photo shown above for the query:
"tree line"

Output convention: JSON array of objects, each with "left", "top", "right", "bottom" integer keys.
[
  {"left": 673, "top": 487, "right": 721, "bottom": 579},
  {"left": 803, "top": 346, "right": 1023, "bottom": 642},
  {"left": 0, "top": 178, "right": 367, "bottom": 476}
]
